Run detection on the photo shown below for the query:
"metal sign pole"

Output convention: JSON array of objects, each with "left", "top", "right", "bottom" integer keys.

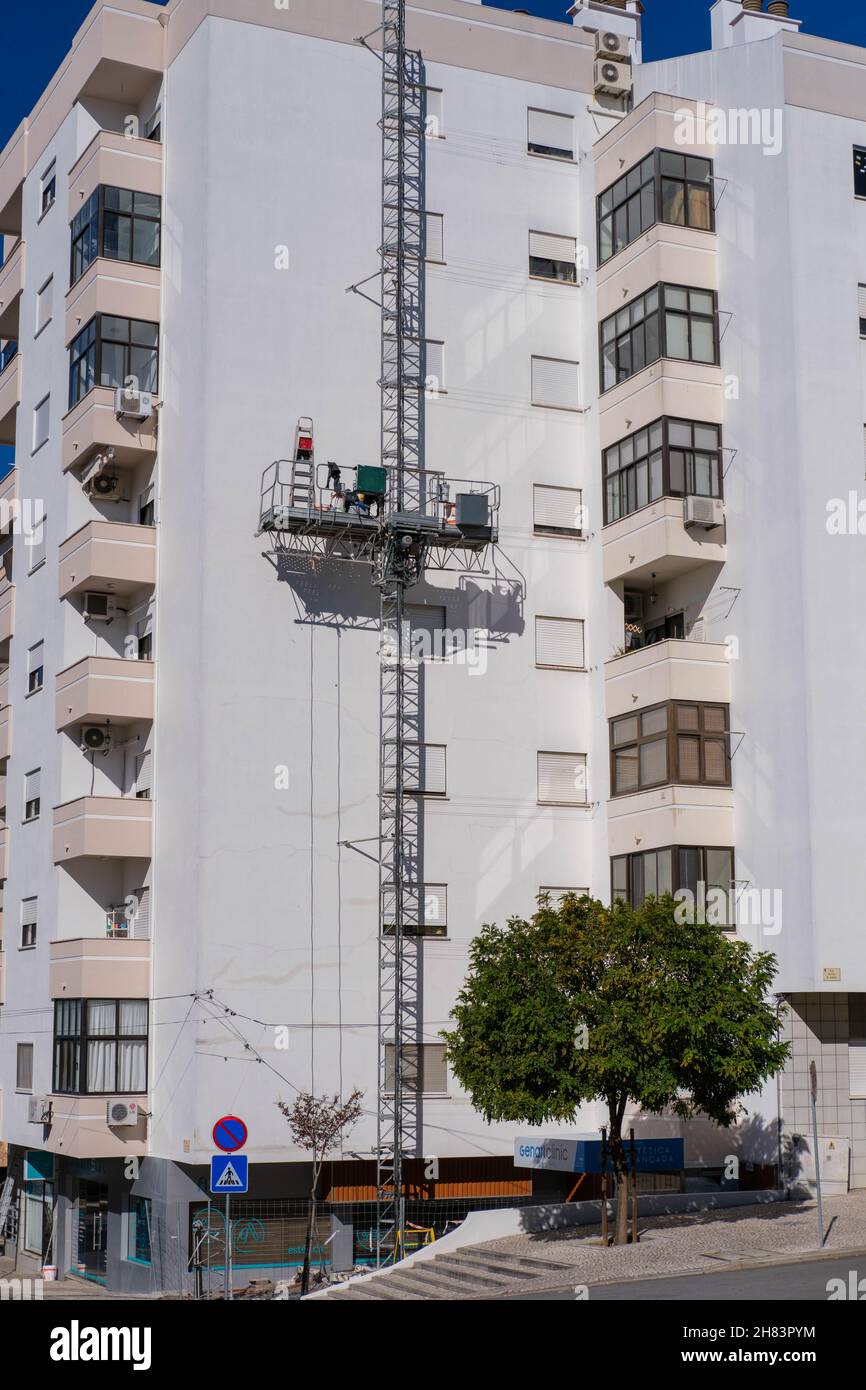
[
  {"left": 225, "top": 1193, "right": 231, "bottom": 1301},
  {"left": 809, "top": 1061, "right": 824, "bottom": 1248}
]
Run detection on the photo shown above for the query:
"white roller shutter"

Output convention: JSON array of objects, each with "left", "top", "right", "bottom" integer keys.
[
  {"left": 425, "top": 340, "right": 444, "bottom": 388},
  {"left": 22, "top": 897, "right": 38, "bottom": 928},
  {"left": 135, "top": 752, "right": 152, "bottom": 799},
  {"left": 25, "top": 768, "right": 40, "bottom": 805},
  {"left": 850, "top": 1043, "right": 866, "bottom": 1098},
  {"left": 532, "top": 356, "right": 580, "bottom": 409},
  {"left": 132, "top": 886, "right": 151, "bottom": 940},
  {"left": 421, "top": 884, "right": 447, "bottom": 931},
  {"left": 528, "top": 109, "right": 574, "bottom": 157},
  {"left": 862, "top": 424, "right": 866, "bottom": 473},
  {"left": 407, "top": 604, "right": 447, "bottom": 659},
  {"left": 426, "top": 88, "right": 443, "bottom": 133},
  {"left": 533, "top": 484, "right": 583, "bottom": 534},
  {"left": 859, "top": 284, "right": 866, "bottom": 327},
  {"left": 537, "top": 751, "right": 587, "bottom": 805},
  {"left": 426, "top": 213, "right": 444, "bottom": 262},
  {"left": 421, "top": 743, "right": 446, "bottom": 795},
  {"left": 536, "top": 616, "right": 585, "bottom": 669},
  {"left": 529, "top": 231, "right": 576, "bottom": 264}
]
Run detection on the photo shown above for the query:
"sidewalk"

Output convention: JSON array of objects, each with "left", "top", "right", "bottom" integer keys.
[{"left": 477, "top": 1190, "right": 866, "bottom": 1294}]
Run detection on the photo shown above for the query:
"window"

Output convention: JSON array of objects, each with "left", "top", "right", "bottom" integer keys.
[
  {"left": 384, "top": 1042, "right": 447, "bottom": 1095},
  {"left": 21, "top": 897, "right": 37, "bottom": 949},
  {"left": 533, "top": 484, "right": 584, "bottom": 537},
  {"left": 40, "top": 161, "right": 56, "bottom": 217},
  {"left": 535, "top": 616, "right": 585, "bottom": 669},
  {"left": 603, "top": 417, "right": 723, "bottom": 524},
  {"left": 128, "top": 1195, "right": 152, "bottom": 1264},
  {"left": 138, "top": 484, "right": 155, "bottom": 527},
  {"left": 531, "top": 356, "right": 580, "bottom": 409},
  {"left": 612, "top": 846, "right": 734, "bottom": 914},
  {"left": 24, "top": 768, "right": 41, "bottom": 821},
  {"left": 70, "top": 186, "right": 162, "bottom": 286},
  {"left": 69, "top": 315, "right": 159, "bottom": 409},
  {"left": 32, "top": 395, "right": 50, "bottom": 453},
  {"left": 16, "top": 1042, "right": 34, "bottom": 1091},
  {"left": 859, "top": 285, "right": 866, "bottom": 338},
  {"left": 383, "top": 883, "right": 447, "bottom": 937},
  {"left": 35, "top": 276, "right": 53, "bottom": 336},
  {"left": 854, "top": 147, "right": 866, "bottom": 199},
  {"left": 425, "top": 88, "right": 443, "bottom": 138},
  {"left": 425, "top": 339, "right": 444, "bottom": 391},
  {"left": 527, "top": 108, "right": 574, "bottom": 160},
  {"left": 597, "top": 149, "right": 714, "bottom": 265},
  {"left": 135, "top": 752, "right": 152, "bottom": 800},
  {"left": 426, "top": 213, "right": 444, "bottom": 263},
  {"left": 53, "top": 998, "right": 149, "bottom": 1095},
  {"left": 27, "top": 641, "right": 44, "bottom": 694},
  {"left": 600, "top": 284, "right": 718, "bottom": 391},
  {"left": 137, "top": 619, "right": 153, "bottom": 661},
  {"left": 610, "top": 701, "right": 731, "bottom": 796},
  {"left": 537, "top": 751, "right": 588, "bottom": 806},
  {"left": 144, "top": 108, "right": 161, "bottom": 142},
  {"left": 27, "top": 513, "right": 46, "bottom": 572},
  {"left": 539, "top": 887, "right": 590, "bottom": 909},
  {"left": 529, "top": 231, "right": 577, "bottom": 283},
  {"left": 388, "top": 743, "right": 446, "bottom": 796},
  {"left": 850, "top": 996, "right": 866, "bottom": 1099}
]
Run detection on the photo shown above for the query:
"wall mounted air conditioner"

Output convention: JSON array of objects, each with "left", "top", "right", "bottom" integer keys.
[
  {"left": 81, "top": 725, "right": 111, "bottom": 754},
  {"left": 107, "top": 1100, "right": 139, "bottom": 1128},
  {"left": 683, "top": 495, "right": 725, "bottom": 531},
  {"left": 114, "top": 387, "right": 153, "bottom": 421},
  {"left": 28, "top": 1096, "right": 53, "bottom": 1125},
  {"left": 84, "top": 472, "right": 124, "bottom": 502},
  {"left": 83, "top": 591, "right": 117, "bottom": 623},
  {"left": 595, "top": 30, "right": 631, "bottom": 62},
  {"left": 594, "top": 59, "right": 632, "bottom": 97}
]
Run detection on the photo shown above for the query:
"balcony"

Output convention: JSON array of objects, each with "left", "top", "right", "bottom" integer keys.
[
  {"left": 598, "top": 224, "right": 718, "bottom": 327},
  {"left": 65, "top": 258, "right": 160, "bottom": 348},
  {"left": 0, "top": 575, "right": 14, "bottom": 642},
  {"left": 594, "top": 94, "right": 716, "bottom": 208},
  {"left": 68, "top": 130, "right": 163, "bottom": 220},
  {"left": 0, "top": 465, "right": 17, "bottom": 532},
  {"left": 56, "top": 656, "right": 154, "bottom": 730},
  {"left": 604, "top": 639, "right": 731, "bottom": 721},
  {"left": 50, "top": 936, "right": 151, "bottom": 1000},
  {"left": 602, "top": 496, "right": 726, "bottom": 587},
  {"left": 0, "top": 826, "right": 7, "bottom": 878},
  {"left": 59, "top": 519, "right": 156, "bottom": 599},
  {"left": 607, "top": 782, "right": 735, "bottom": 858},
  {"left": 0, "top": 239, "right": 24, "bottom": 340},
  {"left": 62, "top": 385, "right": 158, "bottom": 472},
  {"left": 0, "top": 122, "right": 26, "bottom": 238},
  {"left": 0, "top": 678, "right": 10, "bottom": 760},
  {"left": 0, "top": 342, "right": 20, "bottom": 446},
  {"left": 53, "top": 795, "right": 152, "bottom": 863}
]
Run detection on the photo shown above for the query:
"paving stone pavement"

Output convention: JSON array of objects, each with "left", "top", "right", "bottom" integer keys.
[{"left": 472, "top": 1190, "right": 866, "bottom": 1295}]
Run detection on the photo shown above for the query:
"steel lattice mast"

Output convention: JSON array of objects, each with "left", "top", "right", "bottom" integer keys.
[{"left": 375, "top": 0, "right": 426, "bottom": 1265}]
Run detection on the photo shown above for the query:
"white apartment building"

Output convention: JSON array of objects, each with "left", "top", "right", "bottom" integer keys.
[{"left": 0, "top": 0, "right": 862, "bottom": 1293}]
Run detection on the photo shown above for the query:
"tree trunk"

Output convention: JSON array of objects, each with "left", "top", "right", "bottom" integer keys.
[
  {"left": 301, "top": 1198, "right": 314, "bottom": 1296},
  {"left": 607, "top": 1105, "right": 630, "bottom": 1246}
]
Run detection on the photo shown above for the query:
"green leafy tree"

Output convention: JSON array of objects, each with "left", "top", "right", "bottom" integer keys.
[{"left": 442, "top": 893, "right": 789, "bottom": 1244}]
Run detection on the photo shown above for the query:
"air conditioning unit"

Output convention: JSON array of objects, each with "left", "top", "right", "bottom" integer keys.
[
  {"left": 84, "top": 472, "right": 124, "bottom": 502},
  {"left": 594, "top": 59, "right": 632, "bottom": 97},
  {"left": 114, "top": 387, "right": 154, "bottom": 421},
  {"left": 107, "top": 1099, "right": 140, "bottom": 1128},
  {"left": 28, "top": 1096, "right": 53, "bottom": 1125},
  {"left": 595, "top": 30, "right": 631, "bottom": 61},
  {"left": 83, "top": 591, "right": 117, "bottom": 623},
  {"left": 683, "top": 495, "right": 725, "bottom": 531},
  {"left": 82, "top": 725, "right": 111, "bottom": 754}
]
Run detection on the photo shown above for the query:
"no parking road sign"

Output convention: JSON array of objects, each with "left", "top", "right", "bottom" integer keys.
[
  {"left": 212, "top": 1115, "right": 248, "bottom": 1153},
  {"left": 210, "top": 1154, "right": 249, "bottom": 1194}
]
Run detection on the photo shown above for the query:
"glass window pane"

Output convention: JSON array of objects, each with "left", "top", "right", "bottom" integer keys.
[
  {"left": 87, "top": 999, "right": 116, "bottom": 1035},
  {"left": 650, "top": 420, "right": 663, "bottom": 450},
  {"left": 100, "top": 343, "right": 126, "bottom": 389},
  {"left": 666, "top": 312, "right": 689, "bottom": 358},
  {"left": 689, "top": 290, "right": 715, "bottom": 316},
  {"left": 691, "top": 319, "right": 715, "bottom": 363},
  {"left": 677, "top": 704, "right": 699, "bottom": 730},
  {"left": 644, "top": 850, "right": 657, "bottom": 898},
  {"left": 131, "top": 320, "right": 159, "bottom": 348},
  {"left": 600, "top": 187, "right": 614, "bottom": 215},
  {"left": 649, "top": 450, "right": 663, "bottom": 499},
  {"left": 679, "top": 847, "right": 701, "bottom": 895},
  {"left": 102, "top": 315, "right": 130, "bottom": 342},
  {"left": 641, "top": 155, "right": 655, "bottom": 182},
  {"left": 660, "top": 151, "right": 685, "bottom": 178},
  {"left": 641, "top": 181, "right": 655, "bottom": 230},
  {"left": 132, "top": 219, "right": 160, "bottom": 266},
  {"left": 657, "top": 848, "right": 673, "bottom": 896},
  {"left": 119, "top": 1000, "right": 148, "bottom": 1034},
  {"left": 613, "top": 177, "right": 627, "bottom": 206},
  {"left": 600, "top": 217, "right": 613, "bottom": 262},
  {"left": 645, "top": 288, "right": 659, "bottom": 313},
  {"left": 640, "top": 737, "right": 667, "bottom": 785},
  {"left": 703, "top": 706, "right": 727, "bottom": 732},
  {"left": 617, "top": 308, "right": 631, "bottom": 335},
  {"left": 694, "top": 424, "right": 718, "bottom": 450},
  {"left": 619, "top": 435, "right": 634, "bottom": 466},
  {"left": 678, "top": 736, "right": 701, "bottom": 781},
  {"left": 704, "top": 739, "right": 728, "bottom": 782},
  {"left": 688, "top": 185, "right": 711, "bottom": 230},
  {"left": 614, "top": 205, "right": 628, "bottom": 250},
  {"left": 668, "top": 421, "right": 692, "bottom": 447},
  {"left": 635, "top": 459, "right": 648, "bottom": 509},
  {"left": 641, "top": 706, "right": 668, "bottom": 736},
  {"left": 693, "top": 452, "right": 713, "bottom": 495},
  {"left": 104, "top": 187, "right": 133, "bottom": 212},
  {"left": 133, "top": 191, "right": 161, "bottom": 217},
  {"left": 87, "top": 1039, "right": 116, "bottom": 1091},
  {"left": 130, "top": 346, "right": 158, "bottom": 393},
  {"left": 627, "top": 194, "right": 641, "bottom": 243},
  {"left": 613, "top": 715, "right": 638, "bottom": 745},
  {"left": 615, "top": 748, "right": 639, "bottom": 794},
  {"left": 669, "top": 449, "right": 686, "bottom": 493},
  {"left": 706, "top": 848, "right": 732, "bottom": 892},
  {"left": 665, "top": 286, "right": 688, "bottom": 311},
  {"left": 118, "top": 1039, "right": 147, "bottom": 1091},
  {"left": 626, "top": 164, "right": 642, "bottom": 197},
  {"left": 612, "top": 856, "right": 628, "bottom": 899},
  {"left": 645, "top": 311, "right": 660, "bottom": 364},
  {"left": 686, "top": 156, "right": 711, "bottom": 183},
  {"left": 103, "top": 212, "right": 132, "bottom": 262},
  {"left": 661, "top": 179, "right": 685, "bottom": 225},
  {"left": 630, "top": 298, "right": 645, "bottom": 326}
]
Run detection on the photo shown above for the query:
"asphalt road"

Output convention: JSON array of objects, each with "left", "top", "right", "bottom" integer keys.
[{"left": 501, "top": 1253, "right": 866, "bottom": 1300}]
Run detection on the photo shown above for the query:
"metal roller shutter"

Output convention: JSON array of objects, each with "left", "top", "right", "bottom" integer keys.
[
  {"left": 535, "top": 616, "right": 585, "bottom": 669},
  {"left": 533, "top": 484, "right": 583, "bottom": 533},
  {"left": 528, "top": 109, "right": 574, "bottom": 156},
  {"left": 531, "top": 356, "right": 580, "bottom": 409},
  {"left": 537, "top": 751, "right": 587, "bottom": 805},
  {"left": 426, "top": 213, "right": 444, "bottom": 262},
  {"left": 529, "top": 231, "right": 575, "bottom": 264}
]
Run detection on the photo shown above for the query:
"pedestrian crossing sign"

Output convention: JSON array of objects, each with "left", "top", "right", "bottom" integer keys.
[{"left": 210, "top": 1154, "right": 249, "bottom": 1194}]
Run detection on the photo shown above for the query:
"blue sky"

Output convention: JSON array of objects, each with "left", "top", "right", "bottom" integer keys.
[{"left": 3, "top": 0, "right": 866, "bottom": 149}]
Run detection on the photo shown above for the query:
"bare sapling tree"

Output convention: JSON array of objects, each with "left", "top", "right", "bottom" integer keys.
[{"left": 276, "top": 1088, "right": 364, "bottom": 1294}]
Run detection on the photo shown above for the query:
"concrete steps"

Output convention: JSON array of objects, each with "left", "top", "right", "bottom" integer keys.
[{"left": 320, "top": 1244, "right": 571, "bottom": 1301}]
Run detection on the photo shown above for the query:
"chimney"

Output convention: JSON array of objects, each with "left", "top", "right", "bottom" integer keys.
[
  {"left": 742, "top": 0, "right": 762, "bottom": 11},
  {"left": 767, "top": 1, "right": 790, "bottom": 14}
]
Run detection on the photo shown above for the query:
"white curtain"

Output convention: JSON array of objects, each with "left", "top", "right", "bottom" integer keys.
[
  {"left": 87, "top": 1040, "right": 116, "bottom": 1092},
  {"left": 118, "top": 1040, "right": 146, "bottom": 1092},
  {"left": 119, "top": 1001, "right": 148, "bottom": 1034},
  {"left": 87, "top": 1000, "right": 116, "bottom": 1036}
]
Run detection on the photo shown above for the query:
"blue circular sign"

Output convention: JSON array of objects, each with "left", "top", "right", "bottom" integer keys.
[{"left": 213, "top": 1115, "right": 247, "bottom": 1153}]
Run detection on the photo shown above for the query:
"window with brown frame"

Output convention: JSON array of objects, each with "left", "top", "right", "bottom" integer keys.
[{"left": 609, "top": 701, "right": 730, "bottom": 796}]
